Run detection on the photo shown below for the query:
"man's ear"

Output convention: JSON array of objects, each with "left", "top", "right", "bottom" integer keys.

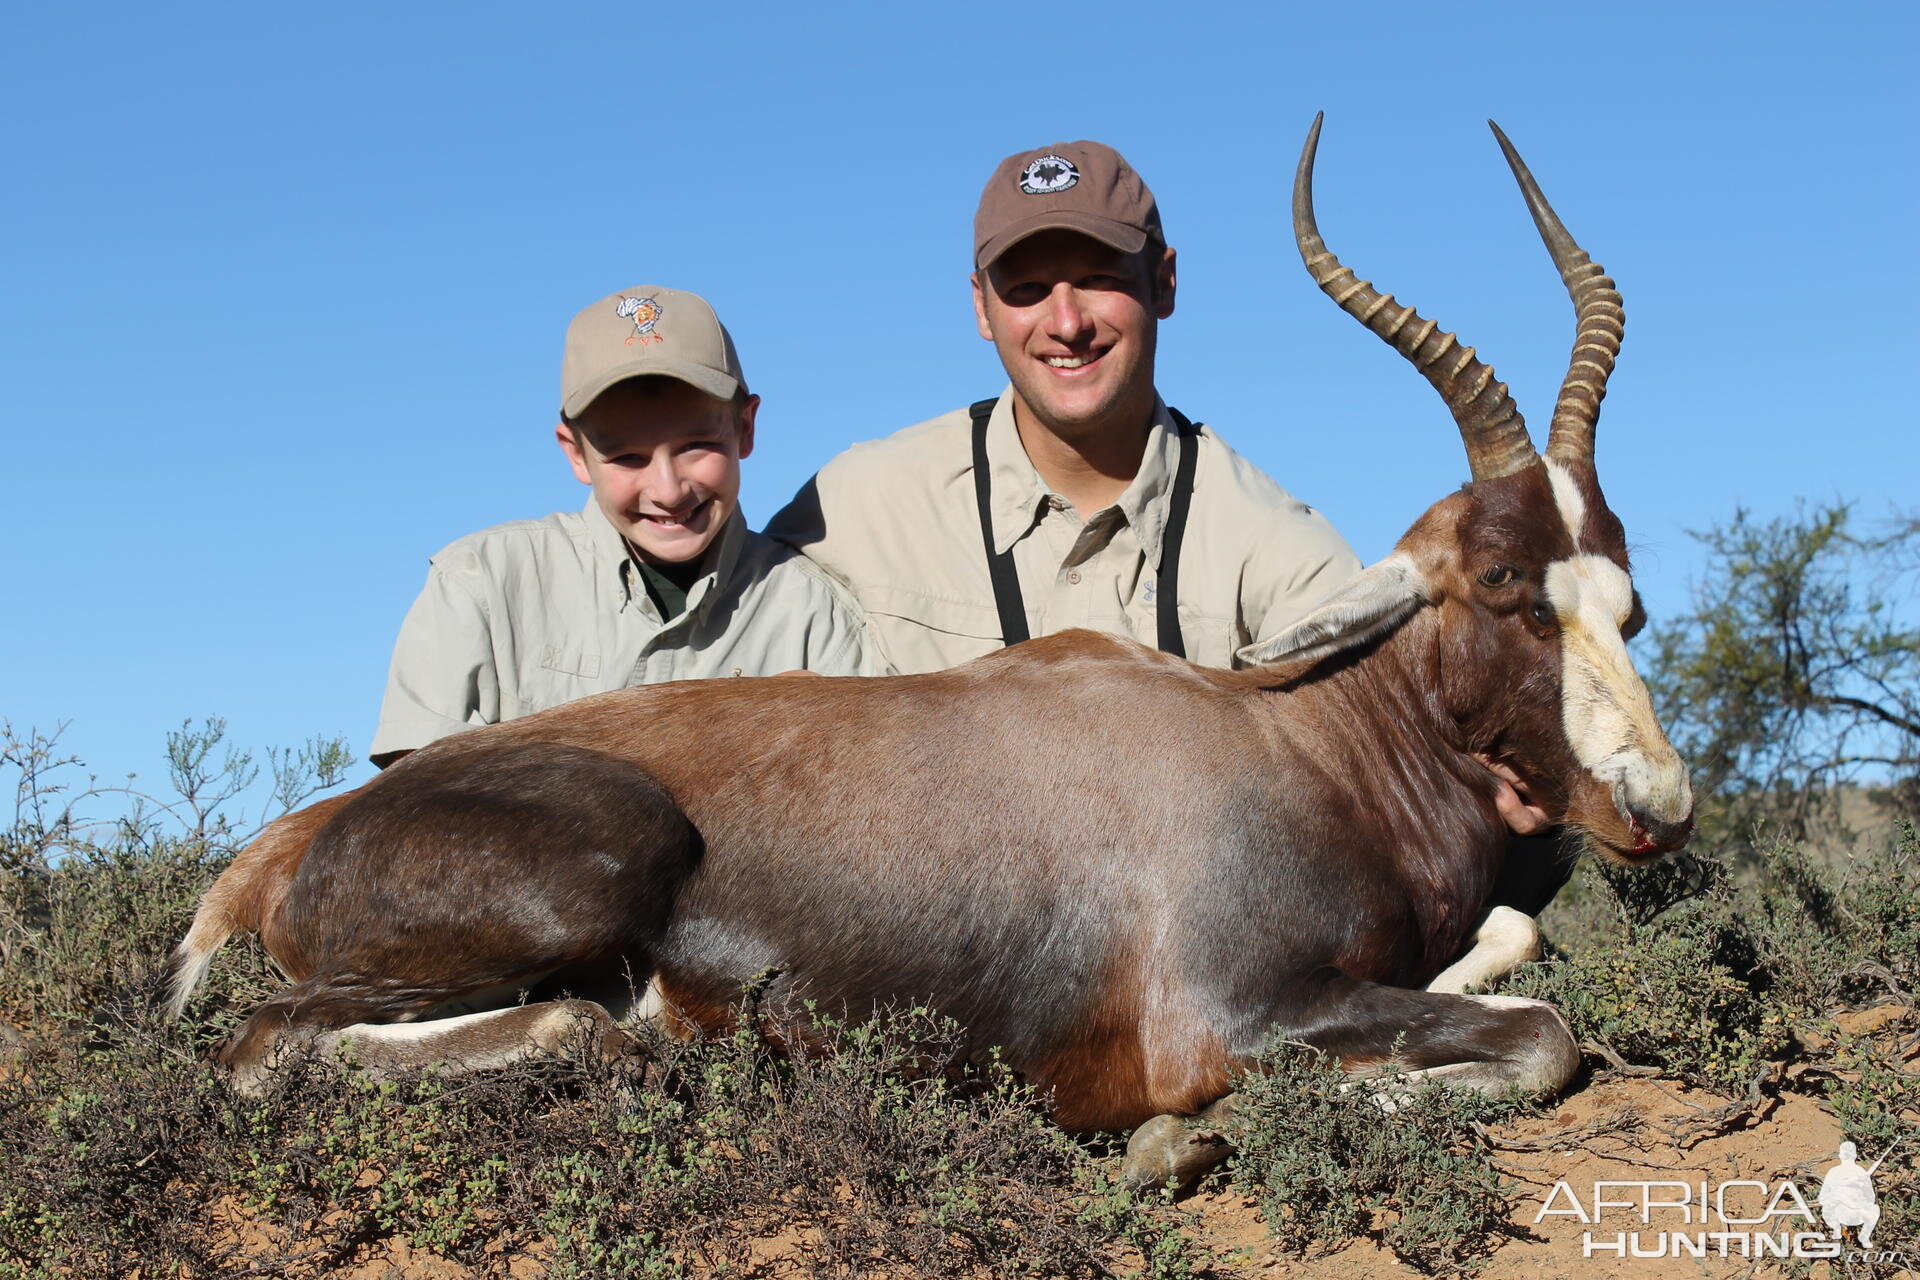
[
  {"left": 1152, "top": 245, "right": 1177, "bottom": 320},
  {"left": 1236, "top": 552, "right": 1430, "bottom": 667},
  {"left": 971, "top": 271, "right": 994, "bottom": 342},
  {"left": 555, "top": 421, "right": 593, "bottom": 486},
  {"left": 735, "top": 394, "right": 759, "bottom": 460}
]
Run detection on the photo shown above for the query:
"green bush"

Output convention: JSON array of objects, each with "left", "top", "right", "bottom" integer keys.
[
  {"left": 1226, "top": 1041, "right": 1529, "bottom": 1277},
  {"left": 1503, "top": 825, "right": 1919, "bottom": 1092},
  {"left": 0, "top": 1002, "right": 1207, "bottom": 1277}
]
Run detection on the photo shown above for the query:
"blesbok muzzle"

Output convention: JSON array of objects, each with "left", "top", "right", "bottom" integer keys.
[{"left": 1546, "top": 550, "right": 1694, "bottom": 857}]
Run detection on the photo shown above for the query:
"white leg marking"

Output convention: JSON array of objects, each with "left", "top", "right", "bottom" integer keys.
[
  {"left": 1425, "top": 905, "right": 1543, "bottom": 994},
  {"left": 629, "top": 979, "right": 666, "bottom": 1027},
  {"left": 318, "top": 1008, "right": 536, "bottom": 1076},
  {"left": 323, "top": 1007, "right": 523, "bottom": 1044},
  {"left": 315, "top": 1003, "right": 613, "bottom": 1078}
]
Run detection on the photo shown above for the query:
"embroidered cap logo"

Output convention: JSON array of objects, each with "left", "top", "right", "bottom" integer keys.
[
  {"left": 1019, "top": 155, "right": 1079, "bottom": 195},
  {"left": 615, "top": 295, "right": 665, "bottom": 345}
]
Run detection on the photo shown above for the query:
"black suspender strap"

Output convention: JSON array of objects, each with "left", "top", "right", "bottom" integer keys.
[
  {"left": 970, "top": 398, "right": 1030, "bottom": 646},
  {"left": 970, "top": 397, "right": 1199, "bottom": 656},
  {"left": 1157, "top": 408, "right": 1199, "bottom": 659}
]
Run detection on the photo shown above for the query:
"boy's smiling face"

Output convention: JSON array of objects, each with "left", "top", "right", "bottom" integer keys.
[{"left": 557, "top": 376, "right": 757, "bottom": 566}]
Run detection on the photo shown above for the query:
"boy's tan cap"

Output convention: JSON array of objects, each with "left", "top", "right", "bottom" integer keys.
[
  {"left": 561, "top": 284, "right": 745, "bottom": 419},
  {"left": 973, "top": 140, "right": 1162, "bottom": 270}
]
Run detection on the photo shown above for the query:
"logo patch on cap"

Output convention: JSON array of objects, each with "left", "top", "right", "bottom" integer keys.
[
  {"left": 1018, "top": 155, "right": 1079, "bottom": 195},
  {"left": 615, "top": 295, "right": 664, "bottom": 345}
]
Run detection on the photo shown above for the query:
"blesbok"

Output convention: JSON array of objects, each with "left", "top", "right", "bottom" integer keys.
[{"left": 166, "top": 115, "right": 1692, "bottom": 1192}]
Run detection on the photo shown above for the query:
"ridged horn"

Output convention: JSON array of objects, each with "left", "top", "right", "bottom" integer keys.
[
  {"left": 1293, "top": 113, "right": 1537, "bottom": 482},
  {"left": 1488, "top": 120, "right": 1621, "bottom": 466}
]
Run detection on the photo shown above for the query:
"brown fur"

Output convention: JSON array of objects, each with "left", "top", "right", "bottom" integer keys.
[{"left": 170, "top": 547, "right": 1671, "bottom": 1126}]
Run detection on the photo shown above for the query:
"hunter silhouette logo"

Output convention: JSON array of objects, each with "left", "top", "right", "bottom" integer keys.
[
  {"left": 616, "top": 295, "right": 664, "bottom": 345},
  {"left": 1019, "top": 154, "right": 1079, "bottom": 195},
  {"left": 1819, "top": 1140, "right": 1893, "bottom": 1247}
]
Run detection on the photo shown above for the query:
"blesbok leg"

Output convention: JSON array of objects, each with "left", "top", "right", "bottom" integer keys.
[
  {"left": 1424, "top": 905, "right": 1543, "bottom": 995},
  {"left": 1120, "top": 977, "right": 1578, "bottom": 1192},
  {"left": 216, "top": 742, "right": 700, "bottom": 1095},
  {"left": 224, "top": 1000, "right": 636, "bottom": 1097}
]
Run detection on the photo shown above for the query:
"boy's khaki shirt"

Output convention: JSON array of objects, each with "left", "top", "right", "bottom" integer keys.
[
  {"left": 370, "top": 498, "right": 871, "bottom": 763},
  {"left": 765, "top": 389, "right": 1362, "bottom": 674}
]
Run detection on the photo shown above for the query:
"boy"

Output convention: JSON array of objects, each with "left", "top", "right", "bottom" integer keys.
[{"left": 369, "top": 285, "right": 870, "bottom": 767}]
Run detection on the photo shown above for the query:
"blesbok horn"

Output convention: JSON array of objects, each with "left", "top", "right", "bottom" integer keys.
[
  {"left": 1292, "top": 112, "right": 1538, "bottom": 482},
  {"left": 1488, "top": 120, "right": 1623, "bottom": 467}
]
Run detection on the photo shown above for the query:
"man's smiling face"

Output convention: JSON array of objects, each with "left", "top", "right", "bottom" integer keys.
[
  {"left": 973, "top": 228, "right": 1176, "bottom": 444},
  {"left": 556, "top": 376, "right": 756, "bottom": 566}
]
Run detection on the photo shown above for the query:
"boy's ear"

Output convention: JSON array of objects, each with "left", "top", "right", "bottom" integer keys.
[
  {"left": 555, "top": 421, "right": 593, "bottom": 486},
  {"left": 736, "top": 395, "right": 759, "bottom": 461},
  {"left": 971, "top": 272, "right": 994, "bottom": 342}
]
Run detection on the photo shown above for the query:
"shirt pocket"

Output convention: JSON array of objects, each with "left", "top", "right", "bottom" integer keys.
[
  {"left": 507, "top": 648, "right": 617, "bottom": 720},
  {"left": 1183, "top": 616, "right": 1240, "bottom": 670},
  {"left": 862, "top": 588, "right": 1008, "bottom": 675},
  {"left": 1123, "top": 597, "right": 1239, "bottom": 669}
]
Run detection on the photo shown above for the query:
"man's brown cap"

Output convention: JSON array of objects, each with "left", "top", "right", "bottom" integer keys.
[
  {"left": 973, "top": 140, "right": 1162, "bottom": 270},
  {"left": 561, "top": 284, "right": 746, "bottom": 420}
]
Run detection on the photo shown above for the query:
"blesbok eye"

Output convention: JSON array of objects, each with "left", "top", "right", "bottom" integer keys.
[
  {"left": 1531, "top": 600, "right": 1557, "bottom": 629},
  {"left": 1478, "top": 564, "right": 1521, "bottom": 588}
]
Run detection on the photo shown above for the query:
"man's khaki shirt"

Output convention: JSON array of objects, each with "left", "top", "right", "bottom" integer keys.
[
  {"left": 765, "top": 389, "right": 1362, "bottom": 674},
  {"left": 370, "top": 498, "right": 871, "bottom": 763}
]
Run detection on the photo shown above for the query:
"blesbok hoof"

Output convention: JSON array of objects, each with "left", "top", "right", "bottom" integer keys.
[
  {"left": 221, "top": 1022, "right": 322, "bottom": 1100},
  {"left": 522, "top": 998, "right": 633, "bottom": 1063},
  {"left": 1120, "top": 1094, "right": 1239, "bottom": 1195}
]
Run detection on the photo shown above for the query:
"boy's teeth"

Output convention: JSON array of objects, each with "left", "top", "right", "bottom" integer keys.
[{"left": 1044, "top": 356, "right": 1088, "bottom": 369}]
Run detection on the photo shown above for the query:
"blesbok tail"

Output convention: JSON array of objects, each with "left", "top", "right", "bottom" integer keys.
[
  {"left": 159, "top": 788, "right": 360, "bottom": 1022},
  {"left": 161, "top": 899, "right": 239, "bottom": 1022}
]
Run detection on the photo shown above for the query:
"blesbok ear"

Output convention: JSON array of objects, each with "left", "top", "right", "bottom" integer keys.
[{"left": 1236, "top": 552, "right": 1430, "bottom": 668}]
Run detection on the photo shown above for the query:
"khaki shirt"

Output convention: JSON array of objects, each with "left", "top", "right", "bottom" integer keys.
[
  {"left": 370, "top": 498, "right": 871, "bottom": 762},
  {"left": 765, "top": 389, "right": 1362, "bottom": 673}
]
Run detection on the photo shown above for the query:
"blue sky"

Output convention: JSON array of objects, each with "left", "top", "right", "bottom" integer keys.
[{"left": 3, "top": 2, "right": 1914, "bottom": 814}]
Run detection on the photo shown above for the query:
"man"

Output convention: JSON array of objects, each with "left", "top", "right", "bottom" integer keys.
[
  {"left": 766, "top": 140, "right": 1361, "bottom": 673},
  {"left": 370, "top": 285, "right": 869, "bottom": 767},
  {"left": 767, "top": 140, "right": 1553, "bottom": 843}
]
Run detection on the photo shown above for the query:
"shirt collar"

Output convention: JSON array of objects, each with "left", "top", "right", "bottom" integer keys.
[
  {"left": 982, "top": 391, "right": 1049, "bottom": 556},
  {"left": 980, "top": 387, "right": 1183, "bottom": 567},
  {"left": 1114, "top": 395, "right": 1182, "bottom": 571},
  {"left": 581, "top": 494, "right": 750, "bottom": 621}
]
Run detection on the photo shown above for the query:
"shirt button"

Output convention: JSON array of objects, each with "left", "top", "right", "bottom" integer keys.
[{"left": 1067, "top": 570, "right": 1082, "bottom": 585}]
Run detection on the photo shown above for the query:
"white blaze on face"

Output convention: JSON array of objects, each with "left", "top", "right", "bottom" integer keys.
[{"left": 1541, "top": 461, "right": 1692, "bottom": 828}]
